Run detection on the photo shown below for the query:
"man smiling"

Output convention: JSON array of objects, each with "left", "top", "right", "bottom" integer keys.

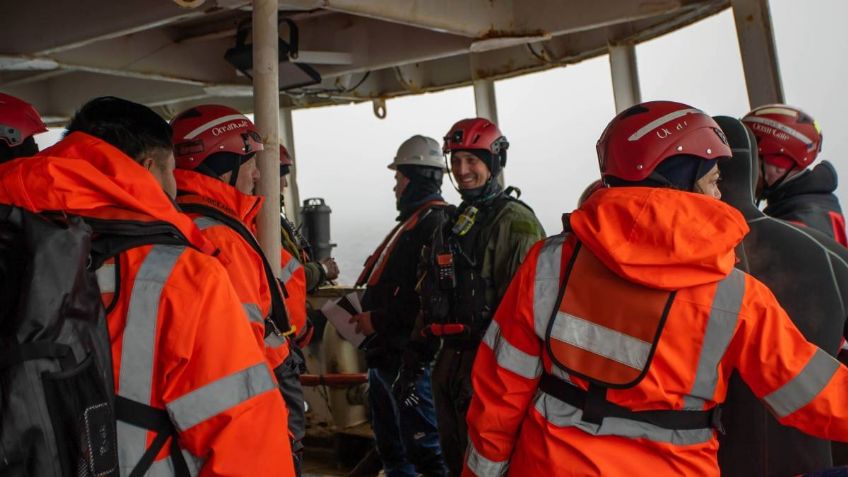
[{"left": 398, "top": 118, "right": 544, "bottom": 476}]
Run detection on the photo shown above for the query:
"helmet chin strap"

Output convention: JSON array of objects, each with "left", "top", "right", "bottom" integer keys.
[{"left": 228, "top": 160, "right": 241, "bottom": 187}]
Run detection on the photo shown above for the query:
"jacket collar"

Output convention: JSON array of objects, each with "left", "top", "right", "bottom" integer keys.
[
  {"left": 0, "top": 132, "right": 212, "bottom": 252},
  {"left": 174, "top": 169, "right": 263, "bottom": 228}
]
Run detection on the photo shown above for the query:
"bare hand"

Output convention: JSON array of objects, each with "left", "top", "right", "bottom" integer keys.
[
  {"left": 321, "top": 257, "right": 340, "bottom": 281},
  {"left": 348, "top": 311, "right": 376, "bottom": 336}
]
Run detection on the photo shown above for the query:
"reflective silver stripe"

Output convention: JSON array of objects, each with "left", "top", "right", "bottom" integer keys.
[
  {"left": 533, "top": 235, "right": 566, "bottom": 339},
  {"left": 683, "top": 269, "right": 746, "bottom": 409},
  {"left": 117, "top": 245, "right": 185, "bottom": 476},
  {"left": 167, "top": 362, "right": 276, "bottom": 432},
  {"left": 550, "top": 363, "right": 574, "bottom": 385},
  {"left": 279, "top": 255, "right": 302, "bottom": 284},
  {"left": 96, "top": 264, "right": 116, "bottom": 294},
  {"left": 242, "top": 303, "right": 264, "bottom": 325},
  {"left": 764, "top": 348, "right": 839, "bottom": 418},
  {"left": 466, "top": 438, "right": 509, "bottom": 477},
  {"left": 184, "top": 114, "right": 247, "bottom": 139},
  {"left": 265, "top": 331, "right": 285, "bottom": 348},
  {"left": 482, "top": 321, "right": 542, "bottom": 379},
  {"left": 627, "top": 108, "right": 703, "bottom": 141},
  {"left": 192, "top": 216, "right": 221, "bottom": 231},
  {"left": 743, "top": 116, "right": 814, "bottom": 146},
  {"left": 551, "top": 311, "right": 650, "bottom": 370},
  {"left": 534, "top": 390, "right": 713, "bottom": 446},
  {"left": 145, "top": 448, "right": 203, "bottom": 477}
]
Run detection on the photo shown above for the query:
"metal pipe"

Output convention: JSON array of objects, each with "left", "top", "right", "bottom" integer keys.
[
  {"left": 280, "top": 107, "right": 302, "bottom": 225},
  {"left": 253, "top": 0, "right": 282, "bottom": 278},
  {"left": 473, "top": 78, "right": 499, "bottom": 125},
  {"left": 608, "top": 43, "right": 642, "bottom": 113},
  {"left": 731, "top": 0, "right": 784, "bottom": 108}
]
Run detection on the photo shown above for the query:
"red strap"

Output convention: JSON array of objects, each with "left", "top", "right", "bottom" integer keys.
[
  {"left": 829, "top": 211, "right": 848, "bottom": 247},
  {"left": 357, "top": 200, "right": 447, "bottom": 287},
  {"left": 422, "top": 324, "right": 468, "bottom": 337}
]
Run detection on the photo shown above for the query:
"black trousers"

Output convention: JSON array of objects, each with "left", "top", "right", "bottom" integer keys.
[{"left": 431, "top": 346, "right": 478, "bottom": 477}]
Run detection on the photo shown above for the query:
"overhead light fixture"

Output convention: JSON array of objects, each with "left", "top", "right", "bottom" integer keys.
[{"left": 224, "top": 19, "right": 321, "bottom": 91}]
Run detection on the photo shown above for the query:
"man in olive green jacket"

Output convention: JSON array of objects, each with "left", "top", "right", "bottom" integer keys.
[{"left": 395, "top": 118, "right": 544, "bottom": 476}]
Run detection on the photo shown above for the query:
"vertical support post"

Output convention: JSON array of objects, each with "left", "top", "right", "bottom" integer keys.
[
  {"left": 253, "top": 0, "right": 281, "bottom": 278},
  {"left": 472, "top": 78, "right": 504, "bottom": 186},
  {"left": 608, "top": 43, "right": 642, "bottom": 113},
  {"left": 473, "top": 79, "right": 499, "bottom": 125},
  {"left": 280, "top": 106, "right": 301, "bottom": 225},
  {"left": 731, "top": 0, "right": 784, "bottom": 109}
]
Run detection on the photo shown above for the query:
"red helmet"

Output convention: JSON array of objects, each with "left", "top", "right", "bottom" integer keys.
[
  {"left": 0, "top": 93, "right": 47, "bottom": 147},
  {"left": 741, "top": 104, "right": 822, "bottom": 170},
  {"left": 171, "top": 104, "right": 263, "bottom": 170},
  {"left": 597, "top": 101, "right": 731, "bottom": 182},
  {"left": 443, "top": 118, "right": 509, "bottom": 169},
  {"left": 280, "top": 144, "right": 293, "bottom": 167}
]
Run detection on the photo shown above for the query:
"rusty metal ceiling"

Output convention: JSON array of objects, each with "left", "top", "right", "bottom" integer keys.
[{"left": 0, "top": 0, "right": 729, "bottom": 124}]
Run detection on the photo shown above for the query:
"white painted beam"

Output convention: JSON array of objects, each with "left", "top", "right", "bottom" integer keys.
[
  {"left": 608, "top": 44, "right": 642, "bottom": 113},
  {"left": 279, "top": 107, "right": 302, "bottom": 225},
  {"left": 731, "top": 0, "right": 784, "bottom": 108},
  {"left": 253, "top": 0, "right": 283, "bottom": 279}
]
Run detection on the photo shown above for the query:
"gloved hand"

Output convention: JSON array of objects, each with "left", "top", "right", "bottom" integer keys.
[{"left": 393, "top": 364, "right": 425, "bottom": 408}]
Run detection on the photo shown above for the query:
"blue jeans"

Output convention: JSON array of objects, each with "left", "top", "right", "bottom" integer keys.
[{"left": 368, "top": 366, "right": 448, "bottom": 477}]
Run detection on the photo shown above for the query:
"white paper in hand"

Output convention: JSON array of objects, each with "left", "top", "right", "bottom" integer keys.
[{"left": 321, "top": 291, "right": 366, "bottom": 347}]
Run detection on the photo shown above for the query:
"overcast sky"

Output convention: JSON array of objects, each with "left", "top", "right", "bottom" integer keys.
[{"left": 35, "top": 0, "right": 848, "bottom": 285}]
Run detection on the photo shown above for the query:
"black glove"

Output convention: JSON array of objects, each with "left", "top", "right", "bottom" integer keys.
[{"left": 393, "top": 364, "right": 425, "bottom": 408}]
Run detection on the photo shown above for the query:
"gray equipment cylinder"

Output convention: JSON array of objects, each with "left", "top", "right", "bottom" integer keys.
[{"left": 300, "top": 198, "right": 336, "bottom": 260}]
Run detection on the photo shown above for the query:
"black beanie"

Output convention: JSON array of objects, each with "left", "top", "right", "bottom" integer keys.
[
  {"left": 606, "top": 154, "right": 717, "bottom": 191},
  {"left": 197, "top": 151, "right": 254, "bottom": 178},
  {"left": 655, "top": 155, "right": 717, "bottom": 191}
]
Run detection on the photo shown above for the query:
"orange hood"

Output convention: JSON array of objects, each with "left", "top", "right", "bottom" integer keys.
[
  {"left": 0, "top": 132, "right": 212, "bottom": 252},
  {"left": 174, "top": 169, "right": 263, "bottom": 229},
  {"left": 569, "top": 187, "right": 748, "bottom": 290}
]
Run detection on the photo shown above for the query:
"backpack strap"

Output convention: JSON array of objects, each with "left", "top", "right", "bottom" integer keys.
[
  {"left": 179, "top": 203, "right": 292, "bottom": 335},
  {"left": 115, "top": 396, "right": 190, "bottom": 477},
  {"left": 87, "top": 219, "right": 191, "bottom": 271}
]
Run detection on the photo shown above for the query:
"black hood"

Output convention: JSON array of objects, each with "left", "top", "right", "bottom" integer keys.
[
  {"left": 713, "top": 115, "right": 761, "bottom": 220},
  {"left": 767, "top": 160, "right": 839, "bottom": 201}
]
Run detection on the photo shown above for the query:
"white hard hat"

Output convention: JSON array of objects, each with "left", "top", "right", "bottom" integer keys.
[{"left": 388, "top": 135, "right": 446, "bottom": 170}]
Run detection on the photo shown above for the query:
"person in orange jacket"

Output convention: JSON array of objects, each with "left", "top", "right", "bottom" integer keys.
[
  {"left": 279, "top": 144, "right": 340, "bottom": 295},
  {"left": 170, "top": 104, "right": 306, "bottom": 475},
  {"left": 0, "top": 92, "right": 47, "bottom": 164},
  {"left": 463, "top": 101, "right": 848, "bottom": 477},
  {"left": 0, "top": 96, "right": 293, "bottom": 476}
]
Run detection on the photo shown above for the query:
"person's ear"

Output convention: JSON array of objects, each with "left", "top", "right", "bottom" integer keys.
[{"left": 140, "top": 156, "right": 155, "bottom": 171}]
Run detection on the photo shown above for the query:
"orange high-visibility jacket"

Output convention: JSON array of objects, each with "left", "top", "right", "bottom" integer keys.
[
  {"left": 245, "top": 201, "right": 308, "bottom": 342},
  {"left": 0, "top": 132, "right": 293, "bottom": 476},
  {"left": 175, "top": 169, "right": 292, "bottom": 369},
  {"left": 464, "top": 187, "right": 848, "bottom": 477}
]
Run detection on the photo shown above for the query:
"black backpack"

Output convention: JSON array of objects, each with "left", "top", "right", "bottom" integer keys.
[{"left": 0, "top": 205, "right": 192, "bottom": 477}]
